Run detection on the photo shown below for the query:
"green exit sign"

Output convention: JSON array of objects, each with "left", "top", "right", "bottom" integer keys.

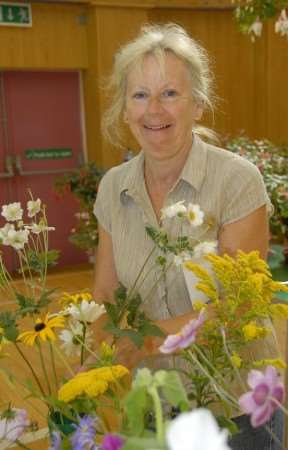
[{"left": 0, "top": 2, "right": 32, "bottom": 27}]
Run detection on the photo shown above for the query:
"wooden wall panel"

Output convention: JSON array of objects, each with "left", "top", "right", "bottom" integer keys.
[
  {"left": 267, "top": 22, "right": 288, "bottom": 145},
  {"left": 0, "top": 3, "right": 88, "bottom": 69},
  {"left": 84, "top": 6, "right": 148, "bottom": 167},
  {"left": 149, "top": 8, "right": 268, "bottom": 140}
]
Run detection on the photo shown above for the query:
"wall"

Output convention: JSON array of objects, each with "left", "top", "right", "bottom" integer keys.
[
  {"left": 0, "top": 3, "right": 88, "bottom": 69},
  {"left": 0, "top": 0, "right": 287, "bottom": 169}
]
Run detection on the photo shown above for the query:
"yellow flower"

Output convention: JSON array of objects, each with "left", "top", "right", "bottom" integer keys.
[
  {"left": 268, "top": 303, "right": 288, "bottom": 319},
  {"left": 58, "top": 365, "right": 129, "bottom": 403},
  {"left": 231, "top": 352, "right": 242, "bottom": 368},
  {"left": 100, "top": 341, "right": 116, "bottom": 360},
  {"left": 195, "top": 283, "right": 218, "bottom": 302},
  {"left": 18, "top": 314, "right": 65, "bottom": 346},
  {"left": 242, "top": 321, "right": 270, "bottom": 341},
  {"left": 193, "top": 301, "right": 208, "bottom": 312},
  {"left": 59, "top": 292, "right": 92, "bottom": 306},
  {"left": 185, "top": 262, "right": 211, "bottom": 281},
  {"left": 253, "top": 358, "right": 286, "bottom": 370}
]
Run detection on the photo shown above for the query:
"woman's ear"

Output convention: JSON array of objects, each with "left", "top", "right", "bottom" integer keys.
[{"left": 194, "top": 102, "right": 204, "bottom": 121}]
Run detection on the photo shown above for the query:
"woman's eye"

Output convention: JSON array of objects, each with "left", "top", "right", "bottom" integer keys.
[
  {"left": 132, "top": 92, "right": 148, "bottom": 100},
  {"left": 162, "top": 89, "right": 178, "bottom": 98}
]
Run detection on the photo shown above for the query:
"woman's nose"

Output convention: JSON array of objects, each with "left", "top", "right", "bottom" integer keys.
[{"left": 146, "top": 95, "right": 164, "bottom": 114}]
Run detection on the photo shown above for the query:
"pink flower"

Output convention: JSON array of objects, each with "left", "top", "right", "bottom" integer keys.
[
  {"left": 239, "top": 366, "right": 284, "bottom": 427},
  {"left": 102, "top": 433, "right": 124, "bottom": 450},
  {"left": 159, "top": 309, "right": 205, "bottom": 354},
  {"left": 0, "top": 408, "right": 30, "bottom": 442}
]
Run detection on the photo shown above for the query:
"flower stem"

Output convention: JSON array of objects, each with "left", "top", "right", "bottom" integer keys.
[
  {"left": 49, "top": 341, "right": 58, "bottom": 392},
  {"left": 127, "top": 246, "right": 156, "bottom": 299},
  {"left": 51, "top": 341, "right": 75, "bottom": 377},
  {"left": 80, "top": 324, "right": 87, "bottom": 366},
  {"left": 37, "top": 340, "right": 51, "bottom": 395},
  {"left": 149, "top": 386, "right": 164, "bottom": 444},
  {"left": 14, "top": 342, "right": 45, "bottom": 397},
  {"left": 187, "top": 348, "right": 239, "bottom": 409}
]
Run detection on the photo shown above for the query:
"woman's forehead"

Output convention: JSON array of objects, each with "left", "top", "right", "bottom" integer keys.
[{"left": 126, "top": 52, "right": 191, "bottom": 87}]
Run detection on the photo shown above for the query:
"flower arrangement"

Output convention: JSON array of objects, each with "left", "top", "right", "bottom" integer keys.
[
  {"left": 54, "top": 162, "right": 104, "bottom": 253},
  {"left": 0, "top": 197, "right": 287, "bottom": 449},
  {"left": 232, "top": 0, "right": 288, "bottom": 40},
  {"left": 225, "top": 136, "right": 288, "bottom": 251}
]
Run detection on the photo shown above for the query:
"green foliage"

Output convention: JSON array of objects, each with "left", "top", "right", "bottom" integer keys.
[
  {"left": 225, "top": 136, "right": 288, "bottom": 244},
  {"left": 104, "top": 283, "right": 164, "bottom": 349},
  {"left": 54, "top": 162, "right": 104, "bottom": 251},
  {"left": 0, "top": 311, "right": 18, "bottom": 341},
  {"left": 20, "top": 249, "right": 60, "bottom": 274},
  {"left": 122, "top": 369, "right": 189, "bottom": 449},
  {"left": 233, "top": 0, "right": 288, "bottom": 33},
  {"left": 15, "top": 288, "right": 56, "bottom": 318}
]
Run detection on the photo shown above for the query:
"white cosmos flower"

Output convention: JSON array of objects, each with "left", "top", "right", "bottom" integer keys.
[
  {"left": 59, "top": 322, "right": 93, "bottom": 357},
  {"left": 186, "top": 204, "right": 204, "bottom": 227},
  {"left": 27, "top": 199, "right": 41, "bottom": 218},
  {"left": 166, "top": 408, "right": 231, "bottom": 450},
  {"left": 161, "top": 201, "right": 187, "bottom": 220},
  {"left": 65, "top": 300, "right": 105, "bottom": 324},
  {"left": 0, "top": 223, "right": 15, "bottom": 242},
  {"left": 3, "top": 228, "right": 29, "bottom": 250},
  {"left": 1, "top": 202, "right": 23, "bottom": 222},
  {"left": 25, "top": 222, "right": 55, "bottom": 235},
  {"left": 193, "top": 241, "right": 218, "bottom": 259},
  {"left": 275, "top": 9, "right": 288, "bottom": 37}
]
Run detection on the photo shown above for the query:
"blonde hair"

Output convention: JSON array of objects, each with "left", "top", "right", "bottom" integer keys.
[{"left": 102, "top": 23, "right": 217, "bottom": 147}]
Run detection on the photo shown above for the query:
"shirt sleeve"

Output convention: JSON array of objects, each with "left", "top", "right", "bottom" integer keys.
[
  {"left": 220, "top": 156, "right": 273, "bottom": 226},
  {"left": 93, "top": 170, "right": 113, "bottom": 234}
]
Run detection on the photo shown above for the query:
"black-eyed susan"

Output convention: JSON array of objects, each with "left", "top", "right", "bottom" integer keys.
[
  {"left": 58, "top": 365, "right": 129, "bottom": 403},
  {"left": 17, "top": 314, "right": 65, "bottom": 346}
]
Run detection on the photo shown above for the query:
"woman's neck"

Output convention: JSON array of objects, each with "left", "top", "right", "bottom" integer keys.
[{"left": 144, "top": 142, "right": 191, "bottom": 191}]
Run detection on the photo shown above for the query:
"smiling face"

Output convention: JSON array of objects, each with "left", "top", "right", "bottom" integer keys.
[{"left": 124, "top": 51, "right": 203, "bottom": 162}]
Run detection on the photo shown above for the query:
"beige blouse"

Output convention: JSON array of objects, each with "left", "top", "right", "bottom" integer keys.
[
  {"left": 94, "top": 134, "right": 279, "bottom": 415},
  {"left": 94, "top": 134, "right": 272, "bottom": 320}
]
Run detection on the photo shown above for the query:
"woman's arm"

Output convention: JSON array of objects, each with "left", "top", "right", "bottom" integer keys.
[
  {"left": 93, "top": 224, "right": 119, "bottom": 301},
  {"left": 218, "top": 204, "right": 269, "bottom": 259},
  {"left": 91, "top": 206, "right": 270, "bottom": 369},
  {"left": 88, "top": 225, "right": 119, "bottom": 352}
]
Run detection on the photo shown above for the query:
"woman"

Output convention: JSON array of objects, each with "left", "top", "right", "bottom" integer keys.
[{"left": 93, "top": 24, "right": 283, "bottom": 449}]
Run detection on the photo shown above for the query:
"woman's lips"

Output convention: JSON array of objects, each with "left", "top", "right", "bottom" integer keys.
[{"left": 144, "top": 124, "right": 172, "bottom": 130}]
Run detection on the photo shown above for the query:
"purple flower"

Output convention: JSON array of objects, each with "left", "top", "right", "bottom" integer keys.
[
  {"left": 70, "top": 415, "right": 98, "bottom": 450},
  {"left": 102, "top": 433, "right": 125, "bottom": 450},
  {"left": 48, "top": 431, "right": 62, "bottom": 450},
  {"left": 159, "top": 309, "right": 205, "bottom": 354},
  {"left": 239, "top": 365, "right": 284, "bottom": 427},
  {"left": 0, "top": 408, "right": 30, "bottom": 442}
]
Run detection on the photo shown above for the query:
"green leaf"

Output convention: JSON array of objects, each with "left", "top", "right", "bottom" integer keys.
[
  {"left": 0, "top": 312, "right": 18, "bottom": 341},
  {"left": 104, "top": 302, "right": 119, "bottom": 325},
  {"left": 103, "top": 322, "right": 124, "bottom": 337},
  {"left": 158, "top": 371, "right": 189, "bottom": 408},
  {"left": 20, "top": 249, "right": 59, "bottom": 274},
  {"left": 5, "top": 325, "right": 18, "bottom": 342},
  {"left": 217, "top": 415, "right": 239, "bottom": 436},
  {"left": 139, "top": 322, "right": 165, "bottom": 338},
  {"left": 114, "top": 284, "right": 128, "bottom": 305},
  {"left": 119, "top": 329, "right": 144, "bottom": 348},
  {"left": 122, "top": 437, "right": 163, "bottom": 450},
  {"left": 133, "top": 368, "right": 153, "bottom": 389},
  {"left": 124, "top": 386, "right": 148, "bottom": 436}
]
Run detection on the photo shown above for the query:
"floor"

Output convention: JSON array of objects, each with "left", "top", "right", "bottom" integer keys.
[{"left": 0, "top": 265, "right": 287, "bottom": 449}]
